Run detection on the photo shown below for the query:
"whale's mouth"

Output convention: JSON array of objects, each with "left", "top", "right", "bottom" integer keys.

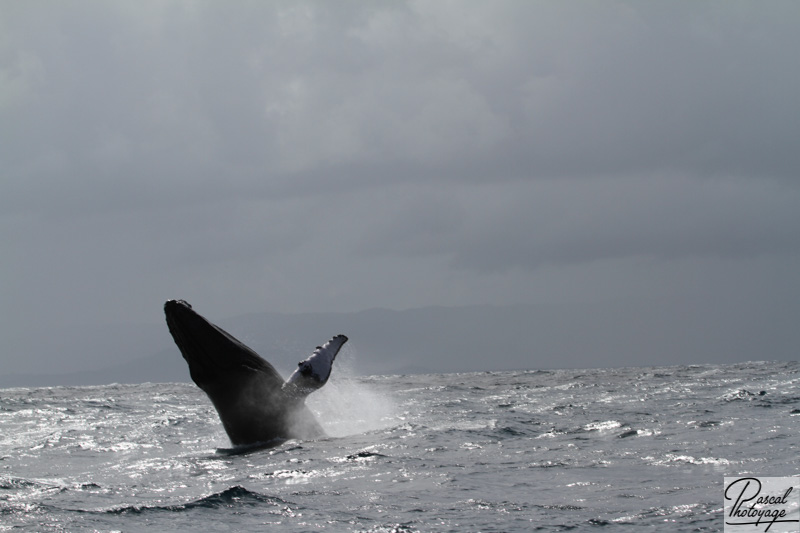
[
  {"left": 163, "top": 299, "right": 234, "bottom": 384},
  {"left": 163, "top": 300, "right": 200, "bottom": 355},
  {"left": 163, "top": 300, "right": 194, "bottom": 342}
]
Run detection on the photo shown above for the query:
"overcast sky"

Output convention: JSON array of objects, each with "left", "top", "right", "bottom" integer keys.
[{"left": 2, "top": 1, "right": 799, "bottom": 375}]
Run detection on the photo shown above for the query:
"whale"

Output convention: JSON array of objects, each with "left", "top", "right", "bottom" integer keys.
[{"left": 163, "top": 299, "right": 348, "bottom": 446}]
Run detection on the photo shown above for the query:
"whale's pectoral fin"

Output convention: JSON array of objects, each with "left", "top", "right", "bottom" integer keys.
[{"left": 283, "top": 334, "right": 348, "bottom": 397}]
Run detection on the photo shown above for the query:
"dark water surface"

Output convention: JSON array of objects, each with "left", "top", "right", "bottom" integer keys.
[{"left": 1, "top": 361, "right": 798, "bottom": 531}]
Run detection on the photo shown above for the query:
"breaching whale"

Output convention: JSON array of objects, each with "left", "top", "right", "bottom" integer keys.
[{"left": 163, "top": 299, "right": 348, "bottom": 446}]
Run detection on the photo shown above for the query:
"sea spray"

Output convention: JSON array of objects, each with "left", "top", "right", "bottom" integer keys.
[{"left": 305, "top": 344, "right": 397, "bottom": 438}]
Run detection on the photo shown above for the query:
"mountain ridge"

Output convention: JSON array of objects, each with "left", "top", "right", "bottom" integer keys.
[{"left": 1, "top": 298, "right": 795, "bottom": 388}]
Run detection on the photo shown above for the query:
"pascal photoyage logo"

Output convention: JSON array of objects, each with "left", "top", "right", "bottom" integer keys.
[{"left": 724, "top": 477, "right": 800, "bottom": 532}]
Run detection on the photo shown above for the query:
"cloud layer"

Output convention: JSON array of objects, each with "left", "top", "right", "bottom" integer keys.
[{"left": 2, "top": 2, "right": 799, "bottom": 374}]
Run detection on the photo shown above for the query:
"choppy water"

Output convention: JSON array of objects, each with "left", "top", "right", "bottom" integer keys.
[{"left": 1, "top": 360, "right": 798, "bottom": 532}]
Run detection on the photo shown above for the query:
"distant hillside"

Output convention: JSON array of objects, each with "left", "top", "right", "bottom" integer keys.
[
  {"left": 1, "top": 304, "right": 568, "bottom": 387},
  {"left": 2, "top": 298, "right": 796, "bottom": 388},
  {"left": 0, "top": 349, "right": 188, "bottom": 389}
]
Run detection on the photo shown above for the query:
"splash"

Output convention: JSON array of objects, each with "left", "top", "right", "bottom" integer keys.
[{"left": 304, "top": 347, "right": 397, "bottom": 439}]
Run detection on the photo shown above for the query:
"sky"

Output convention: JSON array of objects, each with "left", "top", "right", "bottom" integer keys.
[{"left": 2, "top": 1, "right": 799, "bottom": 376}]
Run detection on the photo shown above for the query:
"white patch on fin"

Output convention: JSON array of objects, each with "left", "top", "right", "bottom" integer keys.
[{"left": 284, "top": 334, "right": 348, "bottom": 395}]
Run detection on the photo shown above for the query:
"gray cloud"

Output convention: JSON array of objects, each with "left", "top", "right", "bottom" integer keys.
[
  {"left": 6, "top": 2, "right": 799, "bottom": 209},
  {"left": 355, "top": 176, "right": 800, "bottom": 272},
  {"left": 2, "top": 1, "right": 799, "bottom": 376}
]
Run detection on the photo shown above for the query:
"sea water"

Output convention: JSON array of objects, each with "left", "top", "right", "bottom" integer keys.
[{"left": 1, "top": 360, "right": 798, "bottom": 532}]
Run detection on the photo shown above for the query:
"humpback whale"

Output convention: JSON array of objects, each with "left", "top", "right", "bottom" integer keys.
[{"left": 163, "top": 299, "right": 348, "bottom": 446}]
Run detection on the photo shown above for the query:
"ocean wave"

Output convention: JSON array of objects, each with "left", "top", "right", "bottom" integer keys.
[
  {"left": 97, "top": 486, "right": 286, "bottom": 515},
  {"left": 0, "top": 476, "right": 38, "bottom": 490}
]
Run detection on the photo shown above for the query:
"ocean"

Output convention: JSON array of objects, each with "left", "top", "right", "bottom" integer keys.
[{"left": 1, "top": 360, "right": 798, "bottom": 532}]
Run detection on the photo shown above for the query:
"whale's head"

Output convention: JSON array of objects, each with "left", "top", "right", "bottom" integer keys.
[
  {"left": 163, "top": 299, "right": 276, "bottom": 391},
  {"left": 164, "top": 299, "right": 214, "bottom": 357}
]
